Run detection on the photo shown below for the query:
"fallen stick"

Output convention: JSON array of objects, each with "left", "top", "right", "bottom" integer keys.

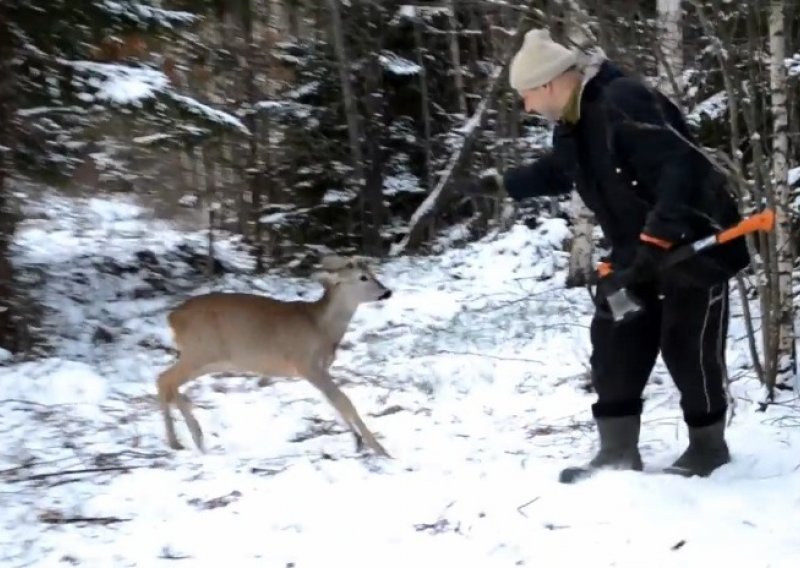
[
  {"left": 39, "top": 513, "right": 130, "bottom": 526},
  {"left": 7, "top": 465, "right": 146, "bottom": 483}
]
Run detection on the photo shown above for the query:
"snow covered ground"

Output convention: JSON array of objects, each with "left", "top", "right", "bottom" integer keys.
[{"left": 2, "top": 192, "right": 800, "bottom": 568}]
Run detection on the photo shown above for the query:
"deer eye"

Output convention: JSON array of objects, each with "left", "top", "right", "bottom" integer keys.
[{"left": 360, "top": 275, "right": 368, "bottom": 282}]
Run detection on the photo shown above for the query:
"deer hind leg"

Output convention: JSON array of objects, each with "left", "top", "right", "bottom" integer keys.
[
  {"left": 175, "top": 392, "right": 204, "bottom": 451},
  {"left": 309, "top": 372, "right": 390, "bottom": 458},
  {"left": 157, "top": 361, "right": 191, "bottom": 450},
  {"left": 157, "top": 359, "right": 233, "bottom": 452}
]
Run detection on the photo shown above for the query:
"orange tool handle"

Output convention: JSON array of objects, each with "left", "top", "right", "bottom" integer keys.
[{"left": 717, "top": 209, "right": 775, "bottom": 244}]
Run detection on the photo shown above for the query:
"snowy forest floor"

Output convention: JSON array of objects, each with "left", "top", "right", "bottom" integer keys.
[{"left": 2, "top": 191, "right": 800, "bottom": 568}]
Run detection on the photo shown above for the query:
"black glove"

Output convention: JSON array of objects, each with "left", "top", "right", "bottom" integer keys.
[
  {"left": 626, "top": 241, "right": 670, "bottom": 283},
  {"left": 452, "top": 173, "right": 506, "bottom": 197},
  {"left": 642, "top": 209, "right": 694, "bottom": 245}
]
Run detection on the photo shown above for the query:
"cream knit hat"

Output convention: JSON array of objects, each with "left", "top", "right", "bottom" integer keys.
[{"left": 509, "top": 29, "right": 579, "bottom": 92}]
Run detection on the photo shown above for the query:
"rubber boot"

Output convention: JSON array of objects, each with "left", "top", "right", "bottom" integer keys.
[
  {"left": 663, "top": 419, "right": 730, "bottom": 477},
  {"left": 559, "top": 415, "right": 644, "bottom": 484}
]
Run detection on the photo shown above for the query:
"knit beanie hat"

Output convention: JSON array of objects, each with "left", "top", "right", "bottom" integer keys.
[{"left": 509, "top": 29, "right": 579, "bottom": 92}]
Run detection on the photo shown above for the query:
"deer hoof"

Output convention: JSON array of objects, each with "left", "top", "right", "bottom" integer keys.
[
  {"left": 373, "top": 443, "right": 391, "bottom": 458},
  {"left": 364, "top": 437, "right": 390, "bottom": 458}
]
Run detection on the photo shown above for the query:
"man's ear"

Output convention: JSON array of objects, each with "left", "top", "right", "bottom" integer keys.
[{"left": 311, "top": 270, "right": 339, "bottom": 288}]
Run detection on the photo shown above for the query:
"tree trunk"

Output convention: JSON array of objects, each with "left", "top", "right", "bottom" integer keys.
[
  {"left": 467, "top": 3, "right": 481, "bottom": 75},
  {"left": 0, "top": 6, "right": 20, "bottom": 352},
  {"left": 563, "top": 0, "right": 596, "bottom": 288},
  {"left": 324, "top": 0, "right": 367, "bottom": 245},
  {"left": 656, "top": 0, "right": 684, "bottom": 106},
  {"left": 508, "top": 92, "right": 521, "bottom": 166},
  {"left": 179, "top": 145, "right": 195, "bottom": 194},
  {"left": 362, "top": 50, "right": 385, "bottom": 255},
  {"left": 414, "top": 18, "right": 434, "bottom": 193},
  {"left": 768, "top": 0, "right": 795, "bottom": 392},
  {"left": 285, "top": 0, "right": 301, "bottom": 37},
  {"left": 202, "top": 144, "right": 219, "bottom": 277},
  {"left": 447, "top": 0, "right": 468, "bottom": 116},
  {"left": 241, "top": 0, "right": 267, "bottom": 272},
  {"left": 738, "top": 3, "right": 781, "bottom": 393}
]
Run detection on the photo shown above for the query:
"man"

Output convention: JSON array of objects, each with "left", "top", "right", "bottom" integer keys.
[{"left": 458, "top": 29, "right": 750, "bottom": 483}]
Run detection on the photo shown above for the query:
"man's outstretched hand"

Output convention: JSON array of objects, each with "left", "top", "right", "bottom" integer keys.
[{"left": 452, "top": 172, "right": 506, "bottom": 198}]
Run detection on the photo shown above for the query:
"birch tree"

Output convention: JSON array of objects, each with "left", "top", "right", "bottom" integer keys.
[
  {"left": 767, "top": 0, "right": 796, "bottom": 393},
  {"left": 562, "top": 0, "right": 597, "bottom": 288},
  {"left": 656, "top": 0, "right": 684, "bottom": 106}
]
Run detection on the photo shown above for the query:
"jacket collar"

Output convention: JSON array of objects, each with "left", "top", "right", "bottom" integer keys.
[{"left": 560, "top": 52, "right": 627, "bottom": 125}]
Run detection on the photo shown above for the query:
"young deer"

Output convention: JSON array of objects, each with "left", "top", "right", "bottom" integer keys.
[{"left": 156, "top": 255, "right": 393, "bottom": 457}]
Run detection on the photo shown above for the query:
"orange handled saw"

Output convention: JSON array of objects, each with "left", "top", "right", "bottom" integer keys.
[{"left": 600, "top": 209, "right": 775, "bottom": 323}]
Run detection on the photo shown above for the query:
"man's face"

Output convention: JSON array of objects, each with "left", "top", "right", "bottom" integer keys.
[
  {"left": 521, "top": 72, "right": 579, "bottom": 122},
  {"left": 521, "top": 83, "right": 563, "bottom": 122}
]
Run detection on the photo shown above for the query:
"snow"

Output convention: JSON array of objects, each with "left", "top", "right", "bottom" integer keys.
[
  {"left": 17, "top": 105, "right": 87, "bottom": 118},
  {"left": 322, "top": 187, "right": 357, "bottom": 204},
  {"left": 398, "top": 4, "right": 416, "bottom": 18},
  {"left": 785, "top": 53, "right": 800, "bottom": 78},
  {"left": 395, "top": 4, "right": 452, "bottom": 21},
  {"left": 133, "top": 132, "right": 175, "bottom": 145},
  {"left": 99, "top": 0, "right": 199, "bottom": 27},
  {"left": 790, "top": 166, "right": 800, "bottom": 186},
  {"left": 384, "top": 172, "right": 424, "bottom": 195},
  {"left": 379, "top": 52, "right": 422, "bottom": 76},
  {"left": 62, "top": 62, "right": 248, "bottom": 136},
  {"left": 254, "top": 100, "right": 314, "bottom": 119},
  {"left": 68, "top": 61, "right": 169, "bottom": 105},
  {"left": 286, "top": 81, "right": 320, "bottom": 99},
  {"left": 169, "top": 94, "right": 250, "bottom": 136},
  {"left": 3, "top": 192, "right": 800, "bottom": 567},
  {"left": 686, "top": 91, "right": 727, "bottom": 127}
]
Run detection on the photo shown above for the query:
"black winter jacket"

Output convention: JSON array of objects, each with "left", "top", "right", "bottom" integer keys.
[{"left": 503, "top": 60, "right": 749, "bottom": 286}]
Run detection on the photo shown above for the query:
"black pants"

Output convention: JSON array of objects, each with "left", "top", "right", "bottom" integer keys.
[{"left": 590, "top": 280, "right": 730, "bottom": 427}]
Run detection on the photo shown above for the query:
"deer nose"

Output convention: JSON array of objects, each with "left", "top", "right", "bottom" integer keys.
[{"left": 379, "top": 289, "right": 392, "bottom": 300}]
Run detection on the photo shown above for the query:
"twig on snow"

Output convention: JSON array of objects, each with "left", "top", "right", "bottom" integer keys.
[
  {"left": 434, "top": 350, "right": 545, "bottom": 365},
  {"left": 0, "top": 398, "right": 51, "bottom": 407},
  {"left": 516, "top": 496, "right": 540, "bottom": 517},
  {"left": 38, "top": 510, "right": 130, "bottom": 526},
  {"left": 7, "top": 465, "right": 146, "bottom": 484}
]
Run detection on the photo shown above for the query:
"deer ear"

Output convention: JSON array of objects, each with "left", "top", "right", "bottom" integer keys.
[
  {"left": 311, "top": 270, "right": 339, "bottom": 287},
  {"left": 320, "top": 255, "right": 349, "bottom": 272},
  {"left": 350, "top": 255, "right": 370, "bottom": 269}
]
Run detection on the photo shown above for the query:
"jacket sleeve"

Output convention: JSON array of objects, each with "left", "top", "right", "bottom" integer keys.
[
  {"left": 502, "top": 150, "right": 574, "bottom": 201},
  {"left": 603, "top": 77, "right": 699, "bottom": 246}
]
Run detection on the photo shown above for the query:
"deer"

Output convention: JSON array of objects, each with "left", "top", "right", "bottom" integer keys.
[{"left": 156, "top": 255, "right": 393, "bottom": 457}]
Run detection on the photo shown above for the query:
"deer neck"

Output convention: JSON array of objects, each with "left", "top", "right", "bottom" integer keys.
[{"left": 314, "top": 285, "right": 358, "bottom": 345}]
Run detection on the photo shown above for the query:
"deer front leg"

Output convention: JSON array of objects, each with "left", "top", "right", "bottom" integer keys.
[{"left": 309, "top": 372, "right": 390, "bottom": 458}]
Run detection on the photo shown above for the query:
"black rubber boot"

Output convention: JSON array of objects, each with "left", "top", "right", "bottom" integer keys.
[
  {"left": 663, "top": 419, "right": 730, "bottom": 477},
  {"left": 559, "top": 415, "right": 644, "bottom": 484}
]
